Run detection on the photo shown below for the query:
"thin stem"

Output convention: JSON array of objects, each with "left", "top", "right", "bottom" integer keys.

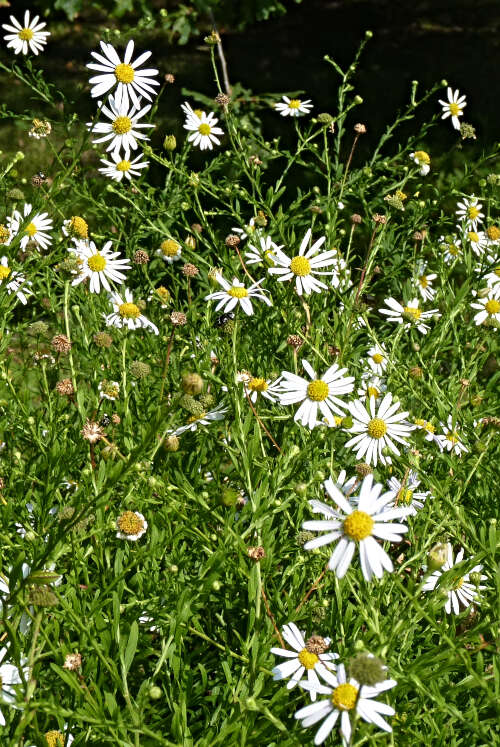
[
  {"left": 295, "top": 563, "right": 329, "bottom": 613},
  {"left": 244, "top": 387, "right": 282, "bottom": 453},
  {"left": 159, "top": 328, "right": 175, "bottom": 404},
  {"left": 261, "top": 585, "right": 285, "bottom": 647}
]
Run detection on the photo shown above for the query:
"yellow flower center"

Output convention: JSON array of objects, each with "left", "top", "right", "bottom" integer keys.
[
  {"left": 0, "top": 225, "right": 9, "bottom": 244},
  {"left": 288, "top": 99, "right": 301, "bottom": 109},
  {"left": 486, "top": 226, "right": 500, "bottom": 240},
  {"left": 228, "top": 286, "right": 248, "bottom": 298},
  {"left": 160, "top": 239, "right": 180, "bottom": 257},
  {"left": 187, "top": 412, "right": 207, "bottom": 423},
  {"left": 290, "top": 256, "right": 311, "bottom": 276},
  {"left": 307, "top": 380, "right": 329, "bottom": 401},
  {"left": 118, "top": 302, "right": 140, "bottom": 319},
  {"left": 0, "top": 265, "right": 11, "bottom": 280},
  {"left": 397, "top": 488, "right": 414, "bottom": 505},
  {"left": 87, "top": 253, "right": 107, "bottom": 272},
  {"left": 194, "top": 109, "right": 204, "bottom": 118},
  {"left": 447, "top": 244, "right": 460, "bottom": 256},
  {"left": 44, "top": 731, "right": 64, "bottom": 747},
  {"left": 414, "top": 150, "right": 430, "bottom": 164},
  {"left": 25, "top": 222, "right": 37, "bottom": 236},
  {"left": 18, "top": 28, "right": 34, "bottom": 41},
  {"left": 467, "top": 206, "right": 480, "bottom": 220},
  {"left": 198, "top": 123, "right": 212, "bottom": 136},
  {"left": 403, "top": 306, "right": 422, "bottom": 320},
  {"left": 468, "top": 231, "right": 479, "bottom": 243},
  {"left": 298, "top": 648, "right": 319, "bottom": 669},
  {"left": 419, "top": 275, "right": 428, "bottom": 288},
  {"left": 415, "top": 418, "right": 435, "bottom": 433},
  {"left": 248, "top": 377, "right": 268, "bottom": 392},
  {"left": 485, "top": 299, "right": 500, "bottom": 315},
  {"left": 448, "top": 102, "right": 461, "bottom": 116},
  {"left": 331, "top": 683, "right": 358, "bottom": 711},
  {"left": 446, "top": 430, "right": 459, "bottom": 444},
  {"left": 112, "top": 115, "right": 132, "bottom": 134},
  {"left": 117, "top": 511, "right": 144, "bottom": 535},
  {"left": 343, "top": 510, "right": 374, "bottom": 541},
  {"left": 101, "top": 381, "right": 119, "bottom": 399},
  {"left": 367, "top": 417, "right": 387, "bottom": 439},
  {"left": 155, "top": 286, "right": 170, "bottom": 302},
  {"left": 116, "top": 160, "right": 131, "bottom": 172},
  {"left": 69, "top": 216, "right": 88, "bottom": 238},
  {"left": 372, "top": 353, "right": 384, "bottom": 364},
  {"left": 366, "top": 386, "right": 380, "bottom": 398},
  {"left": 451, "top": 577, "right": 464, "bottom": 590},
  {"left": 114, "top": 63, "right": 135, "bottom": 83},
  {"left": 493, "top": 267, "right": 500, "bottom": 277}
]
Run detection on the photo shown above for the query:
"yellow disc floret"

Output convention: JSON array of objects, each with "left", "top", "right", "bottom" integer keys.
[
  {"left": 117, "top": 511, "right": 144, "bottom": 535},
  {"left": 298, "top": 648, "right": 319, "bottom": 670},
  {"left": 248, "top": 377, "right": 268, "bottom": 392},
  {"left": 18, "top": 28, "right": 34, "bottom": 41},
  {"left": 419, "top": 276, "right": 428, "bottom": 288},
  {"left": 288, "top": 100, "right": 301, "bottom": 109},
  {"left": 367, "top": 386, "right": 380, "bottom": 399},
  {"left": 228, "top": 286, "right": 248, "bottom": 298},
  {"left": 468, "top": 231, "right": 479, "bottom": 243},
  {"left": 403, "top": 306, "right": 422, "bottom": 321},
  {"left": 397, "top": 488, "right": 414, "bottom": 505},
  {"left": 367, "top": 418, "right": 387, "bottom": 439},
  {"left": 116, "top": 160, "right": 131, "bottom": 172},
  {"left": 485, "top": 299, "right": 500, "bottom": 315},
  {"left": 372, "top": 353, "right": 383, "bottom": 364},
  {"left": 307, "top": 380, "right": 329, "bottom": 401},
  {"left": 68, "top": 216, "right": 88, "bottom": 238},
  {"left": 414, "top": 150, "right": 430, "bottom": 164},
  {"left": 114, "top": 63, "right": 135, "bottom": 83},
  {"left": 118, "top": 302, "right": 140, "bottom": 319},
  {"left": 343, "top": 510, "right": 374, "bottom": 541},
  {"left": 467, "top": 206, "right": 480, "bottom": 220},
  {"left": 44, "top": 731, "right": 64, "bottom": 747},
  {"left": 25, "top": 222, "right": 37, "bottom": 237},
  {"left": 160, "top": 239, "right": 180, "bottom": 257},
  {"left": 486, "top": 226, "right": 500, "bottom": 241},
  {"left": 446, "top": 430, "right": 459, "bottom": 444},
  {"left": 87, "top": 253, "right": 107, "bottom": 272},
  {"left": 290, "top": 256, "right": 311, "bottom": 276},
  {"left": 332, "top": 683, "right": 358, "bottom": 710},
  {"left": 112, "top": 116, "right": 132, "bottom": 134},
  {"left": 448, "top": 102, "right": 461, "bottom": 116},
  {"left": 198, "top": 123, "right": 212, "bottom": 136},
  {"left": 0, "top": 265, "right": 11, "bottom": 280}
]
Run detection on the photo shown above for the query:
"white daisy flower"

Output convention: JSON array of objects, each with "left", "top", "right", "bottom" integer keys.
[
  {"left": 415, "top": 261, "right": 437, "bottom": 301},
  {"left": 379, "top": 296, "right": 439, "bottom": 335},
  {"left": 98, "top": 149, "right": 149, "bottom": 182},
  {"left": 116, "top": 510, "right": 148, "bottom": 541},
  {"left": 0, "top": 648, "right": 28, "bottom": 726},
  {"left": 465, "top": 229, "right": 488, "bottom": 256},
  {"left": 386, "top": 471, "right": 432, "bottom": 516},
  {"left": 366, "top": 344, "right": 388, "bottom": 376},
  {"left": 205, "top": 274, "right": 272, "bottom": 316},
  {"left": 456, "top": 195, "right": 484, "bottom": 231},
  {"left": 156, "top": 238, "right": 182, "bottom": 264},
  {"left": 438, "top": 87, "right": 467, "bottom": 130},
  {"left": 87, "top": 94, "right": 154, "bottom": 153},
  {"left": 271, "top": 623, "right": 338, "bottom": 700},
  {"left": 172, "top": 403, "right": 228, "bottom": 436},
  {"left": 439, "top": 235, "right": 462, "bottom": 263},
  {"left": 470, "top": 286, "right": 500, "bottom": 326},
  {"left": 295, "top": 663, "right": 397, "bottom": 746},
  {"left": 413, "top": 418, "right": 436, "bottom": 441},
  {"left": 104, "top": 288, "right": 159, "bottom": 334},
  {"left": 345, "top": 394, "right": 414, "bottom": 466},
  {"left": 0, "top": 256, "right": 32, "bottom": 305},
  {"left": 98, "top": 380, "right": 120, "bottom": 401},
  {"left": 231, "top": 218, "right": 259, "bottom": 241},
  {"left": 268, "top": 228, "right": 339, "bottom": 296},
  {"left": 357, "top": 375, "right": 386, "bottom": 402},
  {"left": 279, "top": 359, "right": 354, "bottom": 430},
  {"left": 479, "top": 254, "right": 500, "bottom": 287},
  {"left": 410, "top": 150, "right": 431, "bottom": 175},
  {"left": 7, "top": 202, "right": 53, "bottom": 251},
  {"left": 244, "top": 376, "right": 283, "bottom": 403},
  {"left": 2, "top": 11, "right": 50, "bottom": 56},
  {"left": 303, "top": 473, "right": 409, "bottom": 580},
  {"left": 87, "top": 40, "right": 160, "bottom": 110},
  {"left": 244, "top": 235, "right": 282, "bottom": 266},
  {"left": 274, "top": 95, "right": 313, "bottom": 117},
  {"left": 62, "top": 216, "right": 89, "bottom": 240},
  {"left": 433, "top": 415, "right": 468, "bottom": 456},
  {"left": 182, "top": 102, "right": 224, "bottom": 150},
  {"left": 422, "top": 544, "right": 486, "bottom": 614},
  {"left": 69, "top": 239, "right": 131, "bottom": 294}
]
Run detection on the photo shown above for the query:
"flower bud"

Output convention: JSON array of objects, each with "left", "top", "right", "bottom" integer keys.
[
  {"left": 163, "top": 135, "right": 176, "bottom": 151},
  {"left": 349, "top": 653, "right": 386, "bottom": 686},
  {"left": 427, "top": 542, "right": 448, "bottom": 571},
  {"left": 182, "top": 373, "right": 204, "bottom": 395},
  {"left": 149, "top": 686, "right": 162, "bottom": 700}
]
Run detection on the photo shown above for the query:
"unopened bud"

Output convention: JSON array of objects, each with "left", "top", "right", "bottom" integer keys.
[{"left": 428, "top": 542, "right": 448, "bottom": 571}]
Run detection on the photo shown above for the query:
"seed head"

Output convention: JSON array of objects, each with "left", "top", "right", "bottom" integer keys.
[
  {"left": 170, "top": 311, "right": 187, "bottom": 326},
  {"left": 191, "top": 223, "right": 203, "bottom": 234},
  {"left": 249, "top": 154, "right": 262, "bottom": 166},
  {"left": 130, "top": 360, "right": 151, "bottom": 379},
  {"left": 287, "top": 334, "right": 304, "bottom": 350},
  {"left": 225, "top": 233, "right": 241, "bottom": 247},
  {"left": 182, "top": 372, "right": 204, "bottom": 395},
  {"left": 409, "top": 365, "right": 423, "bottom": 379},
  {"left": 215, "top": 92, "right": 230, "bottom": 108},
  {"left": 384, "top": 194, "right": 405, "bottom": 211},
  {"left": 204, "top": 30, "right": 221, "bottom": 45},
  {"left": 133, "top": 249, "right": 150, "bottom": 264},
  {"left": 7, "top": 188, "right": 25, "bottom": 201},
  {"left": 182, "top": 262, "right": 199, "bottom": 277},
  {"left": 254, "top": 211, "right": 267, "bottom": 228},
  {"left": 355, "top": 462, "right": 373, "bottom": 478},
  {"left": 349, "top": 653, "right": 386, "bottom": 686},
  {"left": 354, "top": 123, "right": 367, "bottom": 134},
  {"left": 63, "top": 652, "right": 82, "bottom": 671},
  {"left": 179, "top": 394, "right": 204, "bottom": 416},
  {"left": 306, "top": 635, "right": 329, "bottom": 655},
  {"left": 296, "top": 529, "right": 315, "bottom": 546},
  {"left": 317, "top": 112, "right": 334, "bottom": 124},
  {"left": 51, "top": 334, "right": 72, "bottom": 354},
  {"left": 31, "top": 173, "right": 47, "bottom": 188},
  {"left": 112, "top": 414, "right": 121, "bottom": 425},
  {"left": 373, "top": 213, "right": 387, "bottom": 225},
  {"left": 460, "top": 122, "right": 477, "bottom": 140},
  {"left": 351, "top": 213, "right": 362, "bottom": 224},
  {"left": 28, "top": 321, "right": 49, "bottom": 337},
  {"left": 55, "top": 378, "right": 74, "bottom": 396},
  {"left": 199, "top": 392, "right": 215, "bottom": 409},
  {"left": 486, "top": 174, "right": 499, "bottom": 187},
  {"left": 247, "top": 546, "right": 266, "bottom": 561},
  {"left": 163, "top": 434, "right": 180, "bottom": 452},
  {"left": 164, "top": 73, "right": 175, "bottom": 84},
  {"left": 81, "top": 419, "right": 104, "bottom": 444},
  {"left": 93, "top": 331, "right": 113, "bottom": 348}
]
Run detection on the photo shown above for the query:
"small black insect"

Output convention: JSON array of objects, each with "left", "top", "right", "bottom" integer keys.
[
  {"left": 37, "top": 171, "right": 46, "bottom": 180},
  {"left": 214, "top": 312, "right": 235, "bottom": 327},
  {"left": 99, "top": 414, "right": 111, "bottom": 427}
]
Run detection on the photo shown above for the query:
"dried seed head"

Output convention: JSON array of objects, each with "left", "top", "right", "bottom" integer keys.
[
  {"left": 93, "top": 331, "right": 113, "bottom": 348},
  {"left": 355, "top": 462, "right": 373, "bottom": 478},
  {"left": 28, "top": 321, "right": 49, "bottom": 337},
  {"left": 460, "top": 122, "right": 476, "bottom": 140},
  {"left": 164, "top": 73, "right": 175, "bottom": 83},
  {"left": 55, "top": 378, "right": 74, "bottom": 396},
  {"left": 287, "top": 334, "right": 304, "bottom": 350},
  {"left": 112, "top": 414, "right": 121, "bottom": 425},
  {"left": 81, "top": 419, "right": 104, "bottom": 444},
  {"left": 170, "top": 311, "right": 187, "bottom": 326},
  {"left": 296, "top": 529, "right": 315, "bottom": 545},
  {"left": 191, "top": 223, "right": 203, "bottom": 234},
  {"left": 133, "top": 250, "right": 150, "bottom": 265},
  {"left": 163, "top": 434, "right": 180, "bottom": 452},
  {"left": 247, "top": 546, "right": 266, "bottom": 561},
  {"left": 204, "top": 30, "right": 221, "bottom": 45},
  {"left": 409, "top": 365, "right": 423, "bottom": 379},
  {"left": 412, "top": 231, "right": 424, "bottom": 241},
  {"left": 51, "top": 334, "right": 72, "bottom": 354},
  {"left": 328, "top": 345, "right": 340, "bottom": 358},
  {"left": 349, "top": 653, "right": 386, "bottom": 686},
  {"left": 354, "top": 123, "right": 367, "bottom": 134},
  {"left": 182, "top": 262, "right": 199, "bottom": 277},
  {"left": 225, "top": 233, "right": 241, "bottom": 247},
  {"left": 351, "top": 213, "right": 362, "bottom": 224},
  {"left": 29, "top": 118, "right": 51, "bottom": 138},
  {"left": 29, "top": 584, "right": 58, "bottom": 607},
  {"left": 63, "top": 652, "right": 82, "bottom": 671},
  {"left": 182, "top": 372, "right": 204, "bottom": 395},
  {"left": 130, "top": 360, "right": 151, "bottom": 379},
  {"left": 31, "top": 173, "right": 47, "bottom": 188},
  {"left": 373, "top": 213, "right": 387, "bottom": 225},
  {"left": 306, "top": 635, "right": 329, "bottom": 655},
  {"left": 7, "top": 188, "right": 25, "bottom": 201},
  {"left": 215, "top": 92, "right": 230, "bottom": 108},
  {"left": 248, "top": 154, "right": 263, "bottom": 166}
]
